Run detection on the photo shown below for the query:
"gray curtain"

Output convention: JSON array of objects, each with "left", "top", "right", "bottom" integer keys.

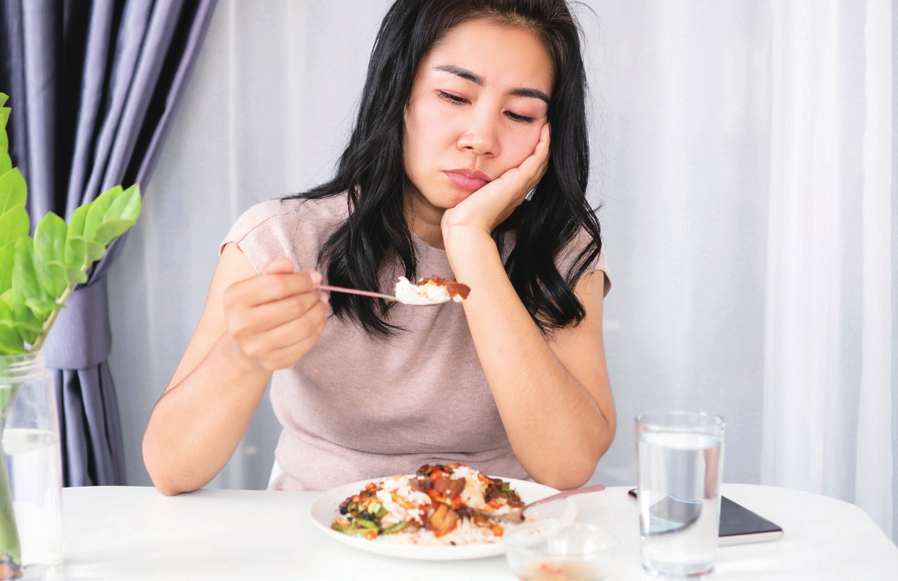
[{"left": 0, "top": 0, "right": 217, "bottom": 486}]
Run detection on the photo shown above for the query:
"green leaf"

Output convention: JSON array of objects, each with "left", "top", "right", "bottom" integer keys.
[
  {"left": 0, "top": 325, "right": 27, "bottom": 354},
  {"left": 68, "top": 236, "right": 106, "bottom": 262},
  {"left": 0, "top": 167, "right": 27, "bottom": 214},
  {"left": 0, "top": 206, "right": 29, "bottom": 247},
  {"left": 0, "top": 92, "right": 7, "bottom": 142},
  {"left": 0, "top": 100, "right": 8, "bottom": 151},
  {"left": 109, "top": 184, "right": 141, "bottom": 222},
  {"left": 46, "top": 260, "right": 87, "bottom": 286},
  {"left": 86, "top": 241, "right": 106, "bottom": 262},
  {"left": 24, "top": 297, "right": 63, "bottom": 319},
  {"left": 67, "top": 201, "right": 88, "bottom": 237},
  {"left": 63, "top": 238, "right": 87, "bottom": 272},
  {"left": 11, "top": 236, "right": 47, "bottom": 328},
  {"left": 0, "top": 303, "right": 41, "bottom": 346},
  {"left": 0, "top": 243, "right": 12, "bottom": 294},
  {"left": 10, "top": 318, "right": 41, "bottom": 346},
  {"left": 84, "top": 185, "right": 120, "bottom": 240},
  {"left": 12, "top": 236, "right": 42, "bottom": 300},
  {"left": 33, "top": 212, "right": 68, "bottom": 299},
  {"left": 2, "top": 282, "right": 42, "bottom": 346},
  {"left": 65, "top": 204, "right": 90, "bottom": 268},
  {"left": 85, "top": 184, "right": 141, "bottom": 246},
  {"left": 0, "top": 296, "right": 26, "bottom": 355},
  {"left": 92, "top": 218, "right": 135, "bottom": 247},
  {"left": 66, "top": 269, "right": 88, "bottom": 286},
  {"left": 0, "top": 145, "right": 11, "bottom": 177}
]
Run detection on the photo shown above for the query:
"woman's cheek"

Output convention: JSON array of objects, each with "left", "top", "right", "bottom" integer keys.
[{"left": 504, "top": 127, "right": 542, "bottom": 168}]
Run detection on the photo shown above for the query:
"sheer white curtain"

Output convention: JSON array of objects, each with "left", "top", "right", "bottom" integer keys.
[
  {"left": 106, "top": 0, "right": 898, "bottom": 540},
  {"left": 761, "top": 0, "right": 893, "bottom": 539}
]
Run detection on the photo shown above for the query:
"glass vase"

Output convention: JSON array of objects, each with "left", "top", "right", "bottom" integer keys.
[{"left": 0, "top": 352, "right": 63, "bottom": 580}]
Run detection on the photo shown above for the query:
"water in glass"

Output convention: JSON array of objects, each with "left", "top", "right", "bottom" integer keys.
[
  {"left": 3, "top": 428, "right": 62, "bottom": 577},
  {"left": 637, "top": 418, "right": 723, "bottom": 578}
]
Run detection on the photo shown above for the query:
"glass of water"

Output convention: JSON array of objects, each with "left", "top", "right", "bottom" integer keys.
[
  {"left": 635, "top": 412, "right": 725, "bottom": 579},
  {"left": 1, "top": 352, "right": 63, "bottom": 580}
]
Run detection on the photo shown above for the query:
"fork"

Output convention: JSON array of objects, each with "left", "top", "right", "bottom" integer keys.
[{"left": 477, "top": 484, "right": 606, "bottom": 524}]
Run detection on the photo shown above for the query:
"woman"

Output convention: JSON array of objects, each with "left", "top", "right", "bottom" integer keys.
[{"left": 143, "top": 0, "right": 614, "bottom": 495}]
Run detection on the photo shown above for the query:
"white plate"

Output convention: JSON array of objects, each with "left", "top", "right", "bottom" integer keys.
[{"left": 309, "top": 476, "right": 577, "bottom": 561}]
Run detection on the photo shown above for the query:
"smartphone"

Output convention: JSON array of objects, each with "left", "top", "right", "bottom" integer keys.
[{"left": 628, "top": 488, "right": 784, "bottom": 545}]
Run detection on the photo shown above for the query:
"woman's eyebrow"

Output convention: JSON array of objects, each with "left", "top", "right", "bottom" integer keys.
[{"left": 433, "top": 64, "right": 550, "bottom": 104}]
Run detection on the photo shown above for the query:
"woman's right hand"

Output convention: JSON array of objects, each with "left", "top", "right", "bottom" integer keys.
[{"left": 222, "top": 255, "right": 329, "bottom": 372}]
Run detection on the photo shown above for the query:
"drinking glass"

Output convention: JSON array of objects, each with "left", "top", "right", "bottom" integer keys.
[
  {"left": 635, "top": 412, "right": 724, "bottom": 578},
  {"left": 1, "top": 352, "right": 63, "bottom": 580}
]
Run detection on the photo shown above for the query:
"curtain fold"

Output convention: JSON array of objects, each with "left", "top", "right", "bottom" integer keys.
[{"left": 0, "top": 0, "right": 217, "bottom": 486}]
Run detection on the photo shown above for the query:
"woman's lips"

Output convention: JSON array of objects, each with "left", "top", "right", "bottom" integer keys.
[{"left": 444, "top": 169, "right": 491, "bottom": 191}]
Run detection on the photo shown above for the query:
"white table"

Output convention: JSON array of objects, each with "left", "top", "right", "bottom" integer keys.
[{"left": 56, "top": 484, "right": 897, "bottom": 580}]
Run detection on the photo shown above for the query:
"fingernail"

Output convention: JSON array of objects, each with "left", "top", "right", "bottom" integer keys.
[{"left": 310, "top": 271, "right": 322, "bottom": 285}]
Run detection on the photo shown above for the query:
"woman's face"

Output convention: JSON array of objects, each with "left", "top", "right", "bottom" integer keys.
[{"left": 403, "top": 18, "right": 554, "bottom": 215}]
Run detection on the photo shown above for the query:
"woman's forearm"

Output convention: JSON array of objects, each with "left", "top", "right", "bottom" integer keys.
[
  {"left": 143, "top": 247, "right": 327, "bottom": 495},
  {"left": 447, "top": 229, "right": 614, "bottom": 489},
  {"left": 143, "top": 334, "right": 272, "bottom": 495}
]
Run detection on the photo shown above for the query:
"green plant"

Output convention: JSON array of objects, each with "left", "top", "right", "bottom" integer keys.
[{"left": 0, "top": 92, "right": 141, "bottom": 578}]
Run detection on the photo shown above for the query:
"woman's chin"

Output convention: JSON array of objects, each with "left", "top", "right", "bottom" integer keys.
[
  {"left": 409, "top": 183, "right": 479, "bottom": 213},
  {"left": 428, "top": 194, "right": 474, "bottom": 211},
  {"left": 445, "top": 187, "right": 482, "bottom": 207}
]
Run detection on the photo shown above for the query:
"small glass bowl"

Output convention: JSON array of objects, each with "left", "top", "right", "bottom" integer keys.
[{"left": 503, "top": 521, "right": 618, "bottom": 581}]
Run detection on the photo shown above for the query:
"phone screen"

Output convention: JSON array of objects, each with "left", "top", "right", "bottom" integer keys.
[{"left": 628, "top": 488, "right": 783, "bottom": 545}]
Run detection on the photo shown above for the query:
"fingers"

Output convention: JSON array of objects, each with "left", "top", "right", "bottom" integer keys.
[
  {"left": 230, "top": 300, "right": 329, "bottom": 371},
  {"left": 522, "top": 123, "right": 551, "bottom": 193},
  {"left": 223, "top": 256, "right": 329, "bottom": 370},
  {"left": 263, "top": 255, "right": 296, "bottom": 275},
  {"left": 230, "top": 259, "right": 322, "bottom": 308},
  {"left": 487, "top": 123, "right": 551, "bottom": 210},
  {"left": 226, "top": 288, "right": 324, "bottom": 336}
]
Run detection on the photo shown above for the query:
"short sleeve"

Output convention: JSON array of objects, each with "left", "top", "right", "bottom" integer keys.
[
  {"left": 220, "top": 200, "right": 300, "bottom": 273},
  {"left": 557, "top": 228, "right": 612, "bottom": 298},
  {"left": 220, "top": 197, "right": 347, "bottom": 274},
  {"left": 593, "top": 248, "right": 612, "bottom": 298}
]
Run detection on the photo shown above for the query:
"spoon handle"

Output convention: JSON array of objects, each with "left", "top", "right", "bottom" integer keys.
[
  {"left": 318, "top": 284, "right": 397, "bottom": 301},
  {"left": 530, "top": 483, "right": 606, "bottom": 508}
]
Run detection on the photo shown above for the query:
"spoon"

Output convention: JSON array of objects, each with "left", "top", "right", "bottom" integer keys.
[
  {"left": 318, "top": 284, "right": 449, "bottom": 306},
  {"left": 481, "top": 483, "right": 606, "bottom": 524}
]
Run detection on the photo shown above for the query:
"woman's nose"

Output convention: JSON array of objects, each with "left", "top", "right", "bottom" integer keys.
[{"left": 457, "top": 111, "right": 500, "bottom": 157}]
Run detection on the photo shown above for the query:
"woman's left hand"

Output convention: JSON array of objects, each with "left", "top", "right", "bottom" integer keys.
[{"left": 442, "top": 123, "right": 550, "bottom": 238}]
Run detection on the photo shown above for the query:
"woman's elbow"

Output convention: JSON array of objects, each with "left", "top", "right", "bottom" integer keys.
[
  {"left": 538, "top": 420, "right": 616, "bottom": 490},
  {"left": 150, "top": 478, "right": 184, "bottom": 497},
  {"left": 143, "top": 435, "right": 195, "bottom": 496},
  {"left": 145, "top": 461, "right": 199, "bottom": 497}
]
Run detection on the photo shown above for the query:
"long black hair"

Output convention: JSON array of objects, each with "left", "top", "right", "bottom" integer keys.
[{"left": 290, "top": 0, "right": 602, "bottom": 337}]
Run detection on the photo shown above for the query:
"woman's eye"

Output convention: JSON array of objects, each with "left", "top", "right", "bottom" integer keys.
[
  {"left": 437, "top": 91, "right": 468, "bottom": 105},
  {"left": 506, "top": 111, "right": 535, "bottom": 123}
]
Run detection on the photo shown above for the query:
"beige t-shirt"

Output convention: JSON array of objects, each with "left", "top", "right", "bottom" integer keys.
[{"left": 222, "top": 194, "right": 609, "bottom": 491}]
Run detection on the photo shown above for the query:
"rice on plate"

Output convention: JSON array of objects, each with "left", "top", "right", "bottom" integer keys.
[{"left": 331, "top": 463, "right": 524, "bottom": 546}]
